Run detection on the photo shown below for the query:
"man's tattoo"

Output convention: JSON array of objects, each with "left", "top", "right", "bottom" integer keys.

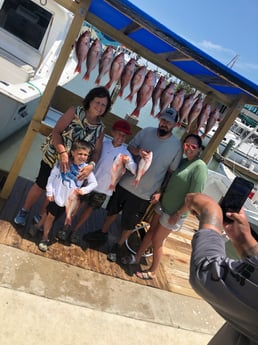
[
  {"left": 243, "top": 244, "right": 258, "bottom": 257},
  {"left": 198, "top": 207, "right": 223, "bottom": 232}
]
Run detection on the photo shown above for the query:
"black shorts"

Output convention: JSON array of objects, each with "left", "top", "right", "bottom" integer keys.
[
  {"left": 106, "top": 184, "right": 150, "bottom": 230},
  {"left": 35, "top": 160, "right": 52, "bottom": 190},
  {"left": 80, "top": 191, "right": 107, "bottom": 209},
  {"left": 47, "top": 201, "right": 65, "bottom": 219}
]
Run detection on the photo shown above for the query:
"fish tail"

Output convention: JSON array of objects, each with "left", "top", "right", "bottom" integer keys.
[
  {"left": 131, "top": 108, "right": 140, "bottom": 117},
  {"left": 74, "top": 64, "right": 81, "bottom": 74},
  {"left": 83, "top": 71, "right": 90, "bottom": 80},
  {"left": 105, "top": 81, "right": 112, "bottom": 89},
  {"left": 118, "top": 89, "right": 123, "bottom": 97},
  {"left": 125, "top": 94, "right": 133, "bottom": 102},
  {"left": 150, "top": 107, "right": 155, "bottom": 116},
  {"left": 95, "top": 76, "right": 100, "bottom": 85}
]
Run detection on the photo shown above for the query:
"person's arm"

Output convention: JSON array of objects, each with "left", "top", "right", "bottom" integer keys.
[{"left": 78, "top": 172, "right": 98, "bottom": 195}]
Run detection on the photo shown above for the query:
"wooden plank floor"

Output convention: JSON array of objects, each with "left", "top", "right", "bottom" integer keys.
[{"left": 0, "top": 175, "right": 200, "bottom": 298}]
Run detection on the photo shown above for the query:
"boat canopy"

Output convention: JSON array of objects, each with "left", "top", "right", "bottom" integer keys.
[{"left": 85, "top": 0, "right": 258, "bottom": 106}]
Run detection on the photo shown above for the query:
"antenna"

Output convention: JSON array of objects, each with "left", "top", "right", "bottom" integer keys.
[{"left": 227, "top": 54, "right": 240, "bottom": 68}]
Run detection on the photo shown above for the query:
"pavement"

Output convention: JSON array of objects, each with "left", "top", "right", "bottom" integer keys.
[{"left": 0, "top": 243, "right": 224, "bottom": 345}]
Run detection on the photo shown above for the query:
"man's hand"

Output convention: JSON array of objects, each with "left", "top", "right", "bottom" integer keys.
[
  {"left": 77, "top": 164, "right": 94, "bottom": 181},
  {"left": 150, "top": 192, "right": 161, "bottom": 204}
]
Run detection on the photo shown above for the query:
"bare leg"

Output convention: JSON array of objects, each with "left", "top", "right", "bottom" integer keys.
[
  {"left": 23, "top": 183, "right": 45, "bottom": 210},
  {"left": 102, "top": 214, "right": 118, "bottom": 233},
  {"left": 148, "top": 224, "right": 171, "bottom": 276},
  {"left": 38, "top": 196, "right": 49, "bottom": 218},
  {"left": 41, "top": 213, "right": 55, "bottom": 241},
  {"left": 73, "top": 206, "right": 94, "bottom": 232},
  {"left": 135, "top": 212, "right": 160, "bottom": 262}
]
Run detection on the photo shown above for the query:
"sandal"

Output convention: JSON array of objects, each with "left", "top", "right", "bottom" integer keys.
[
  {"left": 121, "top": 254, "right": 138, "bottom": 265},
  {"left": 136, "top": 271, "right": 155, "bottom": 280}
]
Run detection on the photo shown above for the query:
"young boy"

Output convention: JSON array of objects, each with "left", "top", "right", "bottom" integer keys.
[
  {"left": 61, "top": 119, "right": 136, "bottom": 244},
  {"left": 30, "top": 140, "right": 97, "bottom": 252}
]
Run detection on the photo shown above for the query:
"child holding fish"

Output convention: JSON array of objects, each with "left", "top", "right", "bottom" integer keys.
[
  {"left": 32, "top": 141, "right": 97, "bottom": 252},
  {"left": 69, "top": 120, "right": 136, "bottom": 243}
]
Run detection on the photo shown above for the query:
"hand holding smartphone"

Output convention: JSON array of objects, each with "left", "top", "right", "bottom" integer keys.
[{"left": 219, "top": 177, "right": 254, "bottom": 223}]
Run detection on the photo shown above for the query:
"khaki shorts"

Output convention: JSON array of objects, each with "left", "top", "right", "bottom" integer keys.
[{"left": 154, "top": 203, "right": 184, "bottom": 232}]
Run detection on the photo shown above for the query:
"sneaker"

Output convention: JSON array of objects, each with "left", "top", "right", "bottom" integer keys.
[
  {"left": 70, "top": 232, "right": 80, "bottom": 245},
  {"left": 38, "top": 240, "right": 49, "bottom": 252},
  {"left": 83, "top": 229, "right": 108, "bottom": 242},
  {"left": 107, "top": 243, "right": 120, "bottom": 262},
  {"left": 33, "top": 214, "right": 42, "bottom": 224},
  {"left": 14, "top": 209, "right": 29, "bottom": 226},
  {"left": 28, "top": 224, "right": 39, "bottom": 237},
  {"left": 57, "top": 228, "right": 69, "bottom": 241}
]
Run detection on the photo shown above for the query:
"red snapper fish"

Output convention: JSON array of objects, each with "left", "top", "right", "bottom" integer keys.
[
  {"left": 201, "top": 107, "right": 220, "bottom": 139},
  {"left": 178, "top": 93, "right": 195, "bottom": 126},
  {"left": 105, "top": 52, "right": 125, "bottom": 89},
  {"left": 133, "top": 151, "right": 153, "bottom": 187},
  {"left": 186, "top": 95, "right": 203, "bottom": 132},
  {"left": 109, "top": 154, "right": 133, "bottom": 191},
  {"left": 171, "top": 88, "right": 185, "bottom": 112},
  {"left": 125, "top": 66, "right": 146, "bottom": 102},
  {"left": 156, "top": 82, "right": 175, "bottom": 118},
  {"left": 74, "top": 30, "right": 91, "bottom": 74},
  {"left": 118, "top": 58, "right": 137, "bottom": 97},
  {"left": 65, "top": 190, "right": 80, "bottom": 226},
  {"left": 95, "top": 45, "right": 114, "bottom": 85},
  {"left": 196, "top": 103, "right": 211, "bottom": 133},
  {"left": 151, "top": 75, "right": 166, "bottom": 116},
  {"left": 129, "top": 70, "right": 156, "bottom": 118},
  {"left": 83, "top": 38, "right": 102, "bottom": 80}
]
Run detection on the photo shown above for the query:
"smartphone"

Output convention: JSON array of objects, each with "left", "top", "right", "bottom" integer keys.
[{"left": 219, "top": 177, "right": 254, "bottom": 223}]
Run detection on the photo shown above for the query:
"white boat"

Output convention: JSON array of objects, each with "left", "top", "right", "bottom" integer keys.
[
  {"left": 203, "top": 168, "right": 258, "bottom": 233},
  {"left": 0, "top": 0, "right": 78, "bottom": 142}
]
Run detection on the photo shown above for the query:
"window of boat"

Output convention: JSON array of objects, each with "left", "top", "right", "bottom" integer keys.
[{"left": 0, "top": 0, "right": 52, "bottom": 50}]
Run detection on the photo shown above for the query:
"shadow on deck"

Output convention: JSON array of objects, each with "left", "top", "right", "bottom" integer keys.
[{"left": 0, "top": 175, "right": 200, "bottom": 298}]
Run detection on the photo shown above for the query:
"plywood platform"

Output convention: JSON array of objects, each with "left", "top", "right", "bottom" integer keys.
[{"left": 0, "top": 176, "right": 200, "bottom": 299}]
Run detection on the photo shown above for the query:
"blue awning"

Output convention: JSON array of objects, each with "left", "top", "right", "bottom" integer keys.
[{"left": 87, "top": 0, "right": 258, "bottom": 104}]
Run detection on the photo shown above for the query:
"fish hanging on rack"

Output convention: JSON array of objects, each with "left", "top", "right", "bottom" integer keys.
[
  {"left": 95, "top": 45, "right": 114, "bottom": 85},
  {"left": 129, "top": 70, "right": 156, "bottom": 118},
  {"left": 196, "top": 103, "right": 211, "bottom": 134},
  {"left": 74, "top": 30, "right": 91, "bottom": 74},
  {"left": 118, "top": 58, "right": 137, "bottom": 97},
  {"left": 156, "top": 82, "right": 175, "bottom": 118},
  {"left": 150, "top": 75, "right": 166, "bottom": 116},
  {"left": 186, "top": 95, "right": 203, "bottom": 132},
  {"left": 171, "top": 88, "right": 185, "bottom": 112},
  {"left": 105, "top": 52, "right": 125, "bottom": 89},
  {"left": 125, "top": 66, "right": 146, "bottom": 102},
  {"left": 178, "top": 93, "right": 195, "bottom": 126},
  {"left": 83, "top": 38, "right": 102, "bottom": 80},
  {"left": 201, "top": 107, "right": 220, "bottom": 139}
]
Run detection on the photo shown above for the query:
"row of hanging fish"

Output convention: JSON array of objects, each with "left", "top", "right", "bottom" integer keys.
[{"left": 74, "top": 31, "right": 220, "bottom": 136}]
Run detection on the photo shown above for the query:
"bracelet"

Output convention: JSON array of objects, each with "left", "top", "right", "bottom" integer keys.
[
  {"left": 89, "top": 161, "right": 95, "bottom": 169},
  {"left": 59, "top": 151, "right": 67, "bottom": 155}
]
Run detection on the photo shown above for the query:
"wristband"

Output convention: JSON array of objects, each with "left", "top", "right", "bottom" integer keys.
[{"left": 89, "top": 161, "right": 95, "bottom": 169}]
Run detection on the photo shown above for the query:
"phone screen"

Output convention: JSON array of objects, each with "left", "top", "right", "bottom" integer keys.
[{"left": 219, "top": 177, "right": 254, "bottom": 223}]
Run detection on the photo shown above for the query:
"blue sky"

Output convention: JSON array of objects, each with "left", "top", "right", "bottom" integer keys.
[{"left": 130, "top": 0, "right": 258, "bottom": 85}]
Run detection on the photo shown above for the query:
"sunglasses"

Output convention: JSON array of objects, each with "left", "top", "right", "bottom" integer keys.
[{"left": 184, "top": 142, "right": 198, "bottom": 150}]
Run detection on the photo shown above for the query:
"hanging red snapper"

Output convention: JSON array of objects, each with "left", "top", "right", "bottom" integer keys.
[
  {"left": 156, "top": 82, "right": 175, "bottom": 118},
  {"left": 196, "top": 103, "right": 211, "bottom": 133},
  {"left": 74, "top": 30, "right": 91, "bottom": 74},
  {"left": 130, "top": 70, "right": 156, "bottom": 118},
  {"left": 95, "top": 45, "right": 114, "bottom": 85},
  {"left": 186, "top": 95, "right": 203, "bottom": 132},
  {"left": 65, "top": 190, "right": 80, "bottom": 226},
  {"left": 105, "top": 52, "right": 125, "bottom": 89},
  {"left": 151, "top": 75, "right": 166, "bottom": 116},
  {"left": 133, "top": 151, "right": 153, "bottom": 187},
  {"left": 171, "top": 88, "right": 185, "bottom": 112},
  {"left": 83, "top": 38, "right": 102, "bottom": 80},
  {"left": 118, "top": 58, "right": 137, "bottom": 97},
  {"left": 125, "top": 66, "right": 146, "bottom": 102},
  {"left": 178, "top": 93, "right": 195, "bottom": 126},
  {"left": 201, "top": 107, "right": 220, "bottom": 138}
]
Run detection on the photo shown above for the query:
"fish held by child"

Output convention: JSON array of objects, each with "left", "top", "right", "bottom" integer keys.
[
  {"left": 65, "top": 190, "right": 81, "bottom": 226},
  {"left": 133, "top": 151, "right": 153, "bottom": 187}
]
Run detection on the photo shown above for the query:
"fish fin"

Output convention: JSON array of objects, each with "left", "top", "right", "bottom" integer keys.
[{"left": 74, "top": 65, "right": 81, "bottom": 74}]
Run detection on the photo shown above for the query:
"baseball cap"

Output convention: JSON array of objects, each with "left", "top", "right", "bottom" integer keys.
[
  {"left": 112, "top": 119, "right": 132, "bottom": 135},
  {"left": 159, "top": 107, "right": 178, "bottom": 123}
]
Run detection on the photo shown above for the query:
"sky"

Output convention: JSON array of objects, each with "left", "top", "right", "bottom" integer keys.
[{"left": 129, "top": 0, "right": 258, "bottom": 85}]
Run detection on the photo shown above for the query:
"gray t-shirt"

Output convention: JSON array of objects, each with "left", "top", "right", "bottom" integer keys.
[
  {"left": 119, "top": 127, "right": 182, "bottom": 200},
  {"left": 190, "top": 229, "right": 258, "bottom": 344}
]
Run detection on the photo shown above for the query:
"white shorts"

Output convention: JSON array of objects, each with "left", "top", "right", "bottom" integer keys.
[{"left": 154, "top": 203, "right": 184, "bottom": 232}]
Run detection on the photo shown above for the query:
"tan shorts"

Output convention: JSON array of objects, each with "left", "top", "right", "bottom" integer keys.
[{"left": 154, "top": 203, "right": 184, "bottom": 232}]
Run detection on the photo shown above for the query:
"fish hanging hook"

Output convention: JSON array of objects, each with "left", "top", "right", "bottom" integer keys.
[{"left": 40, "top": 0, "right": 47, "bottom": 5}]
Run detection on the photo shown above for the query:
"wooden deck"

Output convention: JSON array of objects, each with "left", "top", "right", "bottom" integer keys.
[{"left": 0, "top": 174, "right": 200, "bottom": 299}]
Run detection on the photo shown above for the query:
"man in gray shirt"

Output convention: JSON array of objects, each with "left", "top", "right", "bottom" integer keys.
[{"left": 185, "top": 192, "right": 258, "bottom": 345}]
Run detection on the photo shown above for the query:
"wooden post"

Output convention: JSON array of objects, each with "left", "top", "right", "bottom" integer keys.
[
  {"left": 201, "top": 96, "right": 245, "bottom": 163},
  {"left": 0, "top": 0, "right": 91, "bottom": 199}
]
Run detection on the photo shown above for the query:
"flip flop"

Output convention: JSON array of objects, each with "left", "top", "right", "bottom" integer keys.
[{"left": 136, "top": 271, "right": 154, "bottom": 280}]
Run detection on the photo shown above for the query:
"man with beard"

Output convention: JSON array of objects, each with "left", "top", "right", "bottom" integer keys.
[{"left": 85, "top": 107, "right": 182, "bottom": 262}]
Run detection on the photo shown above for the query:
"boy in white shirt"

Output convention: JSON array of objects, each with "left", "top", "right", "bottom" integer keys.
[{"left": 30, "top": 140, "right": 97, "bottom": 252}]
